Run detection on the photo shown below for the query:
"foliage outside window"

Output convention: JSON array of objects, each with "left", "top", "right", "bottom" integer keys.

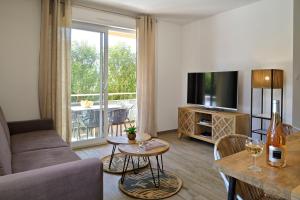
[{"left": 71, "top": 41, "right": 136, "bottom": 103}]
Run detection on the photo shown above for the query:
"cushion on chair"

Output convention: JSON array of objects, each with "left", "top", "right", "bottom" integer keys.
[
  {"left": 0, "top": 123, "right": 12, "bottom": 175},
  {"left": 12, "top": 147, "right": 80, "bottom": 173},
  {"left": 11, "top": 130, "right": 69, "bottom": 154},
  {"left": 0, "top": 107, "right": 10, "bottom": 145}
]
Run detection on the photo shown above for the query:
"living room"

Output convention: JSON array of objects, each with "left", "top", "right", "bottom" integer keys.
[{"left": 0, "top": 0, "right": 300, "bottom": 200}]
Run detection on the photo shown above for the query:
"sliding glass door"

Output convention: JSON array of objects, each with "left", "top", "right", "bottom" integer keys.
[
  {"left": 70, "top": 21, "right": 137, "bottom": 147},
  {"left": 107, "top": 29, "right": 137, "bottom": 136},
  {"left": 70, "top": 22, "right": 108, "bottom": 147}
]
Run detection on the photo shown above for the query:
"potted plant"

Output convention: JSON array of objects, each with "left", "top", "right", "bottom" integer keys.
[{"left": 125, "top": 125, "right": 137, "bottom": 140}]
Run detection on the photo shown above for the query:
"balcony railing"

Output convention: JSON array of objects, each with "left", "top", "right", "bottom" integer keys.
[{"left": 71, "top": 92, "right": 136, "bottom": 101}]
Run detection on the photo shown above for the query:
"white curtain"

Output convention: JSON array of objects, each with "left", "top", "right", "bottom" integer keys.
[
  {"left": 39, "top": 0, "right": 72, "bottom": 142},
  {"left": 136, "top": 16, "right": 157, "bottom": 137}
]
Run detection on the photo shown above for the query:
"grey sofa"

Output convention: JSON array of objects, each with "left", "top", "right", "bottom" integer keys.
[{"left": 0, "top": 107, "right": 103, "bottom": 200}]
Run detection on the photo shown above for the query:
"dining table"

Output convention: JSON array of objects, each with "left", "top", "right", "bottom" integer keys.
[{"left": 214, "top": 133, "right": 300, "bottom": 200}]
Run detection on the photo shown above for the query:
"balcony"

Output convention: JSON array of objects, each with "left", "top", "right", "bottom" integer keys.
[{"left": 71, "top": 92, "right": 136, "bottom": 142}]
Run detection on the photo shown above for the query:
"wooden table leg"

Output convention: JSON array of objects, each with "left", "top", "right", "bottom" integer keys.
[{"left": 228, "top": 176, "right": 236, "bottom": 200}]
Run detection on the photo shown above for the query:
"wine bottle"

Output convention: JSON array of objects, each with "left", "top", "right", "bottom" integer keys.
[{"left": 266, "top": 100, "right": 286, "bottom": 167}]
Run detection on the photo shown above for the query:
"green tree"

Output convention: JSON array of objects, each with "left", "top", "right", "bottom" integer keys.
[
  {"left": 108, "top": 43, "right": 136, "bottom": 100},
  {"left": 71, "top": 41, "right": 136, "bottom": 102},
  {"left": 71, "top": 41, "right": 100, "bottom": 102}
]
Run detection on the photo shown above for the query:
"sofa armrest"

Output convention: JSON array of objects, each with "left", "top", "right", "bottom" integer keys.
[
  {"left": 0, "top": 158, "right": 103, "bottom": 200},
  {"left": 8, "top": 119, "right": 54, "bottom": 135}
]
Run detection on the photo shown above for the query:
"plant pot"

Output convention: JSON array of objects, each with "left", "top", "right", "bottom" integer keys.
[{"left": 127, "top": 133, "right": 136, "bottom": 140}]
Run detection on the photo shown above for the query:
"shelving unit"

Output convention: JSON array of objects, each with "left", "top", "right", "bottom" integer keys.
[
  {"left": 197, "top": 121, "right": 212, "bottom": 127},
  {"left": 250, "top": 69, "right": 283, "bottom": 140},
  {"left": 178, "top": 106, "right": 250, "bottom": 144}
]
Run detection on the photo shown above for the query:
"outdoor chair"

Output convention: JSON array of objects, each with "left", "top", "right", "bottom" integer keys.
[
  {"left": 108, "top": 108, "right": 129, "bottom": 136},
  {"left": 71, "top": 112, "right": 81, "bottom": 140},
  {"left": 81, "top": 110, "right": 100, "bottom": 139}
]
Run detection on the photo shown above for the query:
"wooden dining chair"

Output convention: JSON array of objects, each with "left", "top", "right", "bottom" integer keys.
[
  {"left": 282, "top": 123, "right": 296, "bottom": 135},
  {"left": 214, "top": 134, "right": 285, "bottom": 200}
]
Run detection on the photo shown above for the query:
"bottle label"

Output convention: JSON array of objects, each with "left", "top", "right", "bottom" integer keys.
[{"left": 269, "top": 146, "right": 283, "bottom": 163}]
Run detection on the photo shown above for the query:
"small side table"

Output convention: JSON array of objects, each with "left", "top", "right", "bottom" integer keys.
[
  {"left": 106, "top": 133, "right": 151, "bottom": 169},
  {"left": 118, "top": 139, "right": 170, "bottom": 187}
]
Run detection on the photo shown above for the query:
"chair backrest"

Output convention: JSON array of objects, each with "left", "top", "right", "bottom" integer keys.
[
  {"left": 81, "top": 110, "right": 100, "bottom": 125},
  {"left": 108, "top": 108, "right": 129, "bottom": 125},
  {"left": 214, "top": 134, "right": 264, "bottom": 200},
  {"left": 282, "top": 123, "right": 300, "bottom": 142},
  {"left": 72, "top": 112, "right": 78, "bottom": 123},
  {"left": 283, "top": 123, "right": 296, "bottom": 135}
]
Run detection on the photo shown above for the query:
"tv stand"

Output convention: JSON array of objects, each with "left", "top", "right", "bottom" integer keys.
[
  {"left": 196, "top": 106, "right": 236, "bottom": 113},
  {"left": 178, "top": 106, "right": 250, "bottom": 144}
]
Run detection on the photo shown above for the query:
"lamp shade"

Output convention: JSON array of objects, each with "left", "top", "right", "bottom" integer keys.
[{"left": 252, "top": 69, "right": 283, "bottom": 89}]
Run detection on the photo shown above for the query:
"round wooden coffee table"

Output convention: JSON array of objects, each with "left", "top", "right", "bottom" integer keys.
[
  {"left": 118, "top": 139, "right": 170, "bottom": 187},
  {"left": 106, "top": 133, "right": 151, "bottom": 170}
]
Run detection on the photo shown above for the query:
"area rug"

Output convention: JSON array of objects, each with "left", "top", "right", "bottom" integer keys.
[
  {"left": 119, "top": 169, "right": 183, "bottom": 199},
  {"left": 101, "top": 153, "right": 149, "bottom": 174}
]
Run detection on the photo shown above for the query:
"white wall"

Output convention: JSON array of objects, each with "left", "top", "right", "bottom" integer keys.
[
  {"left": 293, "top": 0, "right": 300, "bottom": 128},
  {"left": 156, "top": 20, "right": 182, "bottom": 131},
  {"left": 0, "top": 0, "right": 41, "bottom": 121},
  {"left": 181, "top": 0, "right": 294, "bottom": 124}
]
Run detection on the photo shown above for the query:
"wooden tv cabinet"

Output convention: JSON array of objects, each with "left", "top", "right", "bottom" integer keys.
[{"left": 178, "top": 106, "right": 250, "bottom": 144}]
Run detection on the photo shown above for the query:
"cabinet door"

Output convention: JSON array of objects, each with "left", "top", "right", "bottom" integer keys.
[
  {"left": 212, "top": 114, "right": 235, "bottom": 141},
  {"left": 178, "top": 108, "right": 195, "bottom": 136}
]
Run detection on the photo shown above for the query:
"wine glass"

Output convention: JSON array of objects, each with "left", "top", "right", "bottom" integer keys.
[
  {"left": 138, "top": 141, "right": 144, "bottom": 150},
  {"left": 245, "top": 138, "right": 264, "bottom": 172},
  {"left": 136, "top": 138, "right": 144, "bottom": 152}
]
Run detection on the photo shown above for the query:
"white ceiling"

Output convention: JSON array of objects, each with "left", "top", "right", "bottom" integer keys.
[{"left": 77, "top": 0, "right": 262, "bottom": 24}]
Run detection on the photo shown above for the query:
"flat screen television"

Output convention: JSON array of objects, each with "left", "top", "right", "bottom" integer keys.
[{"left": 187, "top": 71, "right": 238, "bottom": 110}]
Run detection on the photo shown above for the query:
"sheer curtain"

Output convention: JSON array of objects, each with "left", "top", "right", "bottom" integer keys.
[
  {"left": 136, "top": 16, "right": 157, "bottom": 137},
  {"left": 39, "top": 0, "right": 72, "bottom": 142}
]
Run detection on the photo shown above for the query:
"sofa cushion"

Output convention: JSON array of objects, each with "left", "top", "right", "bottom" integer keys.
[
  {"left": 0, "top": 123, "right": 12, "bottom": 175},
  {"left": 0, "top": 107, "right": 10, "bottom": 145},
  {"left": 11, "top": 130, "right": 69, "bottom": 154},
  {"left": 12, "top": 147, "right": 80, "bottom": 173}
]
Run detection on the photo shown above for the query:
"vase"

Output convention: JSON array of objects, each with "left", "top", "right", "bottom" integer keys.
[{"left": 127, "top": 133, "right": 136, "bottom": 140}]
